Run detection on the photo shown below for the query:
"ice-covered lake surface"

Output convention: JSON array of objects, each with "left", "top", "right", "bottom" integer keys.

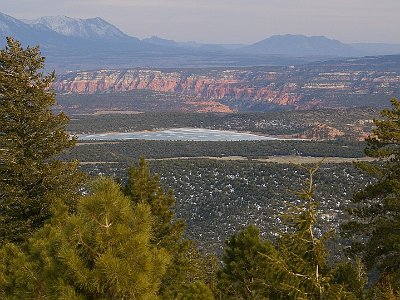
[{"left": 78, "top": 128, "right": 290, "bottom": 142}]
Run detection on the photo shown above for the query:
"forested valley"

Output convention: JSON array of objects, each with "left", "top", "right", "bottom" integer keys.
[
  {"left": 81, "top": 160, "right": 372, "bottom": 256},
  {"left": 1, "top": 38, "right": 400, "bottom": 299}
]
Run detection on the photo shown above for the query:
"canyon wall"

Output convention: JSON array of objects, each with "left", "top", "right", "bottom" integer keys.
[
  {"left": 54, "top": 66, "right": 400, "bottom": 112},
  {"left": 54, "top": 69, "right": 302, "bottom": 110}
]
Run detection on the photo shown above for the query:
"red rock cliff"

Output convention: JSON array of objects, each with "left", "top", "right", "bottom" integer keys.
[{"left": 54, "top": 69, "right": 302, "bottom": 109}]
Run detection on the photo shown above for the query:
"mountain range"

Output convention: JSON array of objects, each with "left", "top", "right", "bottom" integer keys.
[{"left": 1, "top": 12, "right": 400, "bottom": 72}]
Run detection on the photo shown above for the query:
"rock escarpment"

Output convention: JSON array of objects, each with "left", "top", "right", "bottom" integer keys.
[
  {"left": 54, "top": 63, "right": 400, "bottom": 112},
  {"left": 54, "top": 69, "right": 302, "bottom": 112}
]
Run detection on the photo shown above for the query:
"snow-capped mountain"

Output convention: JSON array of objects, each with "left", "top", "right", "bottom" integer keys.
[
  {"left": 24, "top": 16, "right": 128, "bottom": 40},
  {"left": 0, "top": 12, "right": 139, "bottom": 45},
  {"left": 0, "top": 12, "right": 66, "bottom": 47},
  {"left": 0, "top": 11, "right": 153, "bottom": 52},
  {"left": 0, "top": 12, "right": 159, "bottom": 71}
]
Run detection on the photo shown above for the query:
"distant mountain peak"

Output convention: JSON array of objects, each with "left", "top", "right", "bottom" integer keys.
[
  {"left": 244, "top": 34, "right": 359, "bottom": 57},
  {"left": 23, "top": 15, "right": 128, "bottom": 39},
  {"left": 257, "top": 34, "right": 340, "bottom": 44}
]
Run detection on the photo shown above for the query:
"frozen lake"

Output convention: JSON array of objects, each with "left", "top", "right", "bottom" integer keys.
[{"left": 78, "top": 128, "right": 286, "bottom": 142}]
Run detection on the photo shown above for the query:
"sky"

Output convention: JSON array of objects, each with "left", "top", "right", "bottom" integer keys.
[{"left": 1, "top": 0, "right": 400, "bottom": 44}]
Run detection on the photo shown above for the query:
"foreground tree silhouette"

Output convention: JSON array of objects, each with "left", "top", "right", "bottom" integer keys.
[
  {"left": 0, "top": 178, "right": 169, "bottom": 299},
  {"left": 342, "top": 98, "right": 400, "bottom": 295},
  {"left": 0, "top": 37, "right": 85, "bottom": 245}
]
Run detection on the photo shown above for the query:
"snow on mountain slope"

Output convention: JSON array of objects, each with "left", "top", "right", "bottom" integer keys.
[{"left": 24, "top": 15, "right": 128, "bottom": 40}]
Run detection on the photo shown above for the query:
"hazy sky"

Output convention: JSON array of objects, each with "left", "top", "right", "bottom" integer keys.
[{"left": 2, "top": 0, "right": 400, "bottom": 44}]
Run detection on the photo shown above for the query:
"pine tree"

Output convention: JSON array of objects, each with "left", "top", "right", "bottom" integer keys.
[
  {"left": 261, "top": 166, "right": 359, "bottom": 299},
  {"left": 331, "top": 258, "right": 367, "bottom": 299},
  {"left": 217, "top": 224, "right": 279, "bottom": 299},
  {"left": 0, "top": 178, "right": 170, "bottom": 299},
  {"left": 218, "top": 165, "right": 362, "bottom": 299},
  {"left": 371, "top": 273, "right": 400, "bottom": 300},
  {"left": 124, "top": 157, "right": 185, "bottom": 248},
  {"left": 124, "top": 158, "right": 216, "bottom": 299},
  {"left": 179, "top": 281, "right": 215, "bottom": 300},
  {"left": 0, "top": 37, "right": 85, "bottom": 245},
  {"left": 341, "top": 98, "right": 400, "bottom": 291}
]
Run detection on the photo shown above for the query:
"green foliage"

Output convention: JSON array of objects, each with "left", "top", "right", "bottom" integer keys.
[
  {"left": 0, "top": 37, "right": 85, "bottom": 245},
  {"left": 124, "top": 157, "right": 185, "bottom": 248},
  {"left": 0, "top": 243, "right": 37, "bottom": 300},
  {"left": 261, "top": 166, "right": 358, "bottom": 299},
  {"left": 63, "top": 139, "right": 366, "bottom": 163},
  {"left": 217, "top": 224, "right": 279, "bottom": 299},
  {"left": 178, "top": 281, "right": 215, "bottom": 300},
  {"left": 218, "top": 166, "right": 362, "bottom": 299},
  {"left": 0, "top": 177, "right": 169, "bottom": 299},
  {"left": 124, "top": 158, "right": 216, "bottom": 299},
  {"left": 370, "top": 273, "right": 400, "bottom": 300},
  {"left": 331, "top": 258, "right": 367, "bottom": 299},
  {"left": 342, "top": 98, "right": 400, "bottom": 291},
  {"left": 159, "top": 241, "right": 219, "bottom": 299},
  {"left": 81, "top": 159, "right": 371, "bottom": 256}
]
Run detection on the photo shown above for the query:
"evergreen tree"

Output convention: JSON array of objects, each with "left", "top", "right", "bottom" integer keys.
[
  {"left": 341, "top": 98, "right": 400, "bottom": 291},
  {"left": 331, "top": 258, "right": 367, "bottom": 299},
  {"left": 218, "top": 166, "right": 362, "bottom": 299},
  {"left": 217, "top": 225, "right": 279, "bottom": 299},
  {"left": 371, "top": 273, "right": 400, "bottom": 300},
  {"left": 124, "top": 157, "right": 185, "bottom": 248},
  {"left": 0, "top": 37, "right": 85, "bottom": 245},
  {"left": 179, "top": 281, "right": 215, "bottom": 300},
  {"left": 124, "top": 158, "right": 216, "bottom": 299},
  {"left": 0, "top": 178, "right": 169, "bottom": 299},
  {"left": 261, "top": 166, "right": 360, "bottom": 299},
  {"left": 271, "top": 167, "right": 331, "bottom": 298}
]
